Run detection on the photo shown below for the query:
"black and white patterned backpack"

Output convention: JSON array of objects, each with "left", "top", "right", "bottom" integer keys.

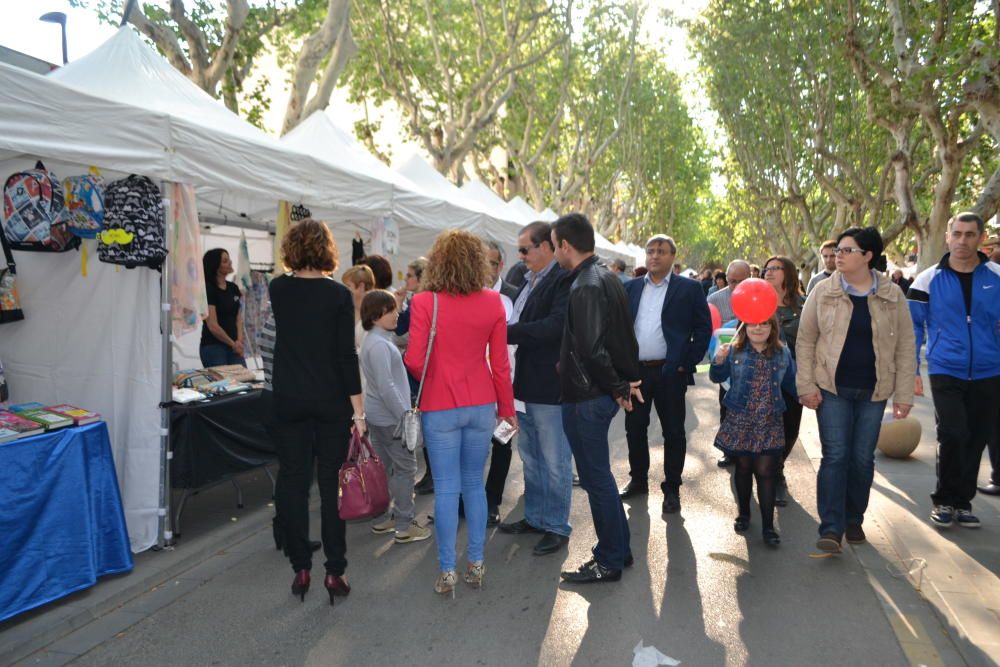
[{"left": 98, "top": 175, "right": 167, "bottom": 269}]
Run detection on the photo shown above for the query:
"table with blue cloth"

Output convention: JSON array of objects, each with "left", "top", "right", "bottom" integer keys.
[{"left": 0, "top": 422, "right": 133, "bottom": 623}]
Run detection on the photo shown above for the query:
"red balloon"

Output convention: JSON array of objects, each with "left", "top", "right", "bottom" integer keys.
[
  {"left": 731, "top": 278, "right": 778, "bottom": 324},
  {"left": 708, "top": 303, "right": 722, "bottom": 332}
]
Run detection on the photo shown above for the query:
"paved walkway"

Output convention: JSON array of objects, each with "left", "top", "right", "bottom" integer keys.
[{"left": 5, "top": 373, "right": 998, "bottom": 666}]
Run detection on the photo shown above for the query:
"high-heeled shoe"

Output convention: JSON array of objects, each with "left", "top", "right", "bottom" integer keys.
[
  {"left": 324, "top": 574, "right": 351, "bottom": 606},
  {"left": 464, "top": 561, "right": 485, "bottom": 589},
  {"left": 291, "top": 570, "right": 311, "bottom": 601},
  {"left": 434, "top": 570, "right": 457, "bottom": 598}
]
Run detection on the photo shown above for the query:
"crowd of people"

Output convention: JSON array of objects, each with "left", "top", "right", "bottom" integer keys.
[{"left": 199, "top": 211, "right": 1000, "bottom": 602}]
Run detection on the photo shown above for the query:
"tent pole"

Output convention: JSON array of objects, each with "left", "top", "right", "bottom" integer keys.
[{"left": 157, "top": 181, "right": 175, "bottom": 548}]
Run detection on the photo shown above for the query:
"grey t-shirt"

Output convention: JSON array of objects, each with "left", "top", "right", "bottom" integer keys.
[{"left": 360, "top": 326, "right": 412, "bottom": 428}]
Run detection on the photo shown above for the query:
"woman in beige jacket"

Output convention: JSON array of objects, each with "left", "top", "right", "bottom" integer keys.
[{"left": 796, "top": 227, "right": 915, "bottom": 554}]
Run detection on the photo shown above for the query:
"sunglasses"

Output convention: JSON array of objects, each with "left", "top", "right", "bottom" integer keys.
[{"left": 517, "top": 243, "right": 540, "bottom": 255}]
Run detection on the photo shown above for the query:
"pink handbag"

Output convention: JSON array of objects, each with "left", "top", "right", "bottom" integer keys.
[{"left": 338, "top": 427, "right": 390, "bottom": 520}]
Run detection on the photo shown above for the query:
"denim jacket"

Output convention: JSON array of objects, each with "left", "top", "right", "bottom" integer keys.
[{"left": 709, "top": 345, "right": 797, "bottom": 413}]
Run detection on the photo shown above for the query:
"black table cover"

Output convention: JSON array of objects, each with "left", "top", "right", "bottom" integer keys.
[{"left": 170, "top": 390, "right": 276, "bottom": 489}]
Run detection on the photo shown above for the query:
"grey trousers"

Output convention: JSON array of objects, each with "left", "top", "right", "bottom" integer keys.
[{"left": 368, "top": 422, "right": 418, "bottom": 531}]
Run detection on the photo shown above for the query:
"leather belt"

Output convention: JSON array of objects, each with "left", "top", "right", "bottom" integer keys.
[{"left": 639, "top": 359, "right": 666, "bottom": 367}]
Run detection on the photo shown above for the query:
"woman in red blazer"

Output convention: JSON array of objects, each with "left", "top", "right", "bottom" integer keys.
[{"left": 404, "top": 230, "right": 516, "bottom": 596}]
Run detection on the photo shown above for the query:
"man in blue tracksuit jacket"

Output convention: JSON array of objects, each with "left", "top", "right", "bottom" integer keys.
[{"left": 908, "top": 212, "right": 1000, "bottom": 529}]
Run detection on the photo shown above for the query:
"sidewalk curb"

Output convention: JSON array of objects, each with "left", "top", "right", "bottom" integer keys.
[{"left": 0, "top": 502, "right": 274, "bottom": 666}]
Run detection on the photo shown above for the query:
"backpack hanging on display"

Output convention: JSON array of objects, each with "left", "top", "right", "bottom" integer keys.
[
  {"left": 99, "top": 175, "right": 167, "bottom": 269},
  {"left": 63, "top": 167, "right": 106, "bottom": 238},
  {"left": 2, "top": 161, "right": 79, "bottom": 252}
]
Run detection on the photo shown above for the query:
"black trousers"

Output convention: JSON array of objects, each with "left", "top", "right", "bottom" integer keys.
[
  {"left": 273, "top": 396, "right": 351, "bottom": 575},
  {"left": 988, "top": 412, "right": 1000, "bottom": 485},
  {"left": 779, "top": 392, "right": 804, "bottom": 480},
  {"left": 484, "top": 437, "right": 512, "bottom": 509},
  {"left": 625, "top": 365, "right": 688, "bottom": 492},
  {"left": 929, "top": 374, "right": 1000, "bottom": 510}
]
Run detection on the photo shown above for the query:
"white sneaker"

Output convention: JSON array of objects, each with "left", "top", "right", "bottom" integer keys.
[{"left": 395, "top": 521, "right": 432, "bottom": 543}]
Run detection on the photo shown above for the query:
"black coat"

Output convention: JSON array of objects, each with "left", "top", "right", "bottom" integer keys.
[{"left": 507, "top": 264, "right": 571, "bottom": 404}]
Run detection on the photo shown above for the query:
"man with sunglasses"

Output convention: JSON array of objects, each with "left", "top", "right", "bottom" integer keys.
[{"left": 498, "top": 222, "right": 576, "bottom": 556}]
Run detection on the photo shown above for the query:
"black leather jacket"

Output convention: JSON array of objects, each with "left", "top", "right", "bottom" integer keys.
[{"left": 559, "top": 255, "right": 640, "bottom": 402}]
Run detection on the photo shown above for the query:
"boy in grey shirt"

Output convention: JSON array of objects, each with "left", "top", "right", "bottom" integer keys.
[{"left": 359, "top": 290, "right": 431, "bottom": 543}]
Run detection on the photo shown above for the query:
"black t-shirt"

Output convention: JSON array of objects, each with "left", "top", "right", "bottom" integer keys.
[
  {"left": 269, "top": 275, "right": 362, "bottom": 408},
  {"left": 201, "top": 281, "right": 241, "bottom": 348},
  {"left": 835, "top": 294, "right": 877, "bottom": 391},
  {"left": 955, "top": 270, "right": 973, "bottom": 316}
]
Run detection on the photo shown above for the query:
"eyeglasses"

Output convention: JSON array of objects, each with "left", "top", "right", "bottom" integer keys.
[
  {"left": 834, "top": 247, "right": 867, "bottom": 255},
  {"left": 763, "top": 266, "right": 783, "bottom": 273},
  {"left": 517, "top": 243, "right": 540, "bottom": 255}
]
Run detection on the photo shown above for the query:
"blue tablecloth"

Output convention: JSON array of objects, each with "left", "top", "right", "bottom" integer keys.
[{"left": 0, "top": 422, "right": 133, "bottom": 623}]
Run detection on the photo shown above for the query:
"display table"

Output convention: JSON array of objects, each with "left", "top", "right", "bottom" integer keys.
[
  {"left": 169, "top": 389, "right": 276, "bottom": 490},
  {"left": 0, "top": 422, "right": 133, "bottom": 623}
]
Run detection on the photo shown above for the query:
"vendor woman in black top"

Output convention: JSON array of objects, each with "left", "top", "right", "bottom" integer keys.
[
  {"left": 200, "top": 249, "right": 245, "bottom": 368},
  {"left": 269, "top": 219, "right": 365, "bottom": 605}
]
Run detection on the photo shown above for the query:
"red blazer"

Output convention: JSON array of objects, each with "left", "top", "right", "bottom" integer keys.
[{"left": 404, "top": 290, "right": 515, "bottom": 417}]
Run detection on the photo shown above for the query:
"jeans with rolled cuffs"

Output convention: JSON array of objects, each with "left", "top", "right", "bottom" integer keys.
[
  {"left": 518, "top": 402, "right": 573, "bottom": 536},
  {"left": 815, "top": 386, "right": 886, "bottom": 538},
  {"left": 422, "top": 403, "right": 496, "bottom": 572}
]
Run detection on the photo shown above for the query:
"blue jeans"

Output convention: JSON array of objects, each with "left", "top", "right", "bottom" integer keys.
[
  {"left": 422, "top": 403, "right": 496, "bottom": 572},
  {"left": 519, "top": 403, "right": 573, "bottom": 537},
  {"left": 199, "top": 344, "right": 245, "bottom": 368},
  {"left": 815, "top": 387, "right": 887, "bottom": 538},
  {"left": 562, "top": 396, "right": 631, "bottom": 570}
]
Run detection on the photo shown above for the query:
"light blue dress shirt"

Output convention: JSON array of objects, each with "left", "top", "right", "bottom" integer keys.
[{"left": 634, "top": 272, "right": 670, "bottom": 361}]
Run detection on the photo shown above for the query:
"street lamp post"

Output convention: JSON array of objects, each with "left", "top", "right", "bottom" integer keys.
[{"left": 39, "top": 12, "right": 68, "bottom": 65}]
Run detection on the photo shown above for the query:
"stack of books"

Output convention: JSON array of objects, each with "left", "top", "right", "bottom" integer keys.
[{"left": 0, "top": 403, "right": 102, "bottom": 442}]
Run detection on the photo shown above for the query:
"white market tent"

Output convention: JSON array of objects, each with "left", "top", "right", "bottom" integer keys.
[
  {"left": 0, "top": 27, "right": 400, "bottom": 553},
  {"left": 280, "top": 112, "right": 485, "bottom": 276},
  {"left": 395, "top": 154, "right": 522, "bottom": 262}
]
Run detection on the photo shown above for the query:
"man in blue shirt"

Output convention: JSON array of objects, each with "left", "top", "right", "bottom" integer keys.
[
  {"left": 908, "top": 212, "right": 1000, "bottom": 529},
  {"left": 620, "top": 235, "right": 712, "bottom": 515}
]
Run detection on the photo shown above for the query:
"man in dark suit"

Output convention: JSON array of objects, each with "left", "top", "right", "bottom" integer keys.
[
  {"left": 498, "top": 222, "right": 575, "bottom": 556},
  {"left": 619, "top": 234, "right": 712, "bottom": 515}
]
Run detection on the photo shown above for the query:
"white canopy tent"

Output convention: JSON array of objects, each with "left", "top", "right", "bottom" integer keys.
[
  {"left": 394, "top": 155, "right": 522, "bottom": 262},
  {"left": 0, "top": 28, "right": 399, "bottom": 553}
]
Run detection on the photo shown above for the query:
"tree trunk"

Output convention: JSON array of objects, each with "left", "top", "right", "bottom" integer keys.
[{"left": 920, "top": 156, "right": 961, "bottom": 267}]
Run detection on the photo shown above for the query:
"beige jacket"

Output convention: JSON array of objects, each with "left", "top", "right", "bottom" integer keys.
[{"left": 795, "top": 271, "right": 916, "bottom": 405}]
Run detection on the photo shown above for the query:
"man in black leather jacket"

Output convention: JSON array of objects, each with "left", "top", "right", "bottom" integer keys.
[{"left": 551, "top": 213, "right": 642, "bottom": 584}]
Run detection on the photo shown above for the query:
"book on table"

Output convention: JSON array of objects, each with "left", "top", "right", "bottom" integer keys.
[
  {"left": 16, "top": 408, "right": 74, "bottom": 430},
  {"left": 46, "top": 404, "right": 102, "bottom": 426},
  {"left": 0, "top": 410, "right": 46, "bottom": 441},
  {"left": 6, "top": 402, "right": 45, "bottom": 413}
]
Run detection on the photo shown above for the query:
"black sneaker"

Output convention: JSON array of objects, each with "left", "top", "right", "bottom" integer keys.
[
  {"left": 955, "top": 509, "right": 981, "bottom": 529},
  {"left": 414, "top": 473, "right": 434, "bottom": 495},
  {"left": 560, "top": 559, "right": 622, "bottom": 584},
  {"left": 845, "top": 524, "right": 866, "bottom": 544},
  {"left": 930, "top": 505, "right": 954, "bottom": 528},
  {"left": 662, "top": 490, "right": 681, "bottom": 514}
]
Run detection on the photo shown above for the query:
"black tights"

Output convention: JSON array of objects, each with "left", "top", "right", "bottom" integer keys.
[{"left": 734, "top": 454, "right": 780, "bottom": 530}]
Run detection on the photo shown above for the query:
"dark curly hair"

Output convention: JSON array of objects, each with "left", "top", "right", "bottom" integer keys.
[{"left": 281, "top": 219, "right": 338, "bottom": 273}]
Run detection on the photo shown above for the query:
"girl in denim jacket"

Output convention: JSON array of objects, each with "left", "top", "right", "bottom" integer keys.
[{"left": 710, "top": 312, "right": 797, "bottom": 546}]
